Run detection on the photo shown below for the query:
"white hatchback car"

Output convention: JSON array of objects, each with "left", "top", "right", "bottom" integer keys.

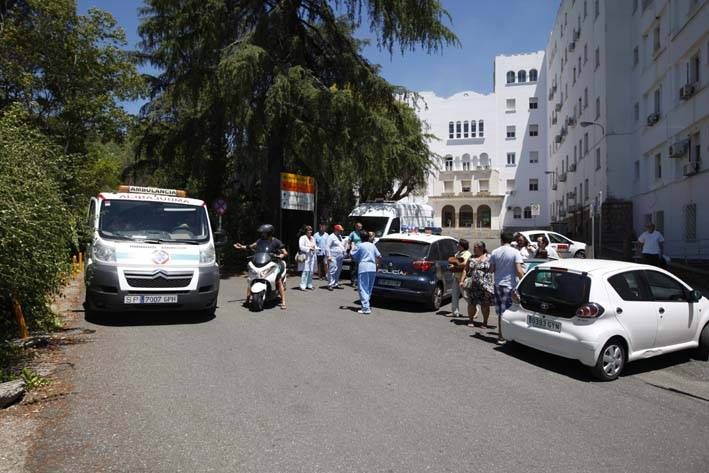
[
  {"left": 501, "top": 259, "right": 709, "bottom": 380},
  {"left": 519, "top": 230, "right": 587, "bottom": 259}
]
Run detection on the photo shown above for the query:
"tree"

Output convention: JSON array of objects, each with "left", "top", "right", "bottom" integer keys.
[
  {"left": 134, "top": 0, "right": 455, "bottom": 230},
  {"left": 0, "top": 0, "right": 144, "bottom": 154}
]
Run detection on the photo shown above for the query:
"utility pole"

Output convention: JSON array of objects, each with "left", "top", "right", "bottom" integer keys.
[{"left": 598, "top": 190, "right": 603, "bottom": 259}]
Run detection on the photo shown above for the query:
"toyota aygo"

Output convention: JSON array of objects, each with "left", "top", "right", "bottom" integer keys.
[{"left": 501, "top": 259, "right": 709, "bottom": 380}]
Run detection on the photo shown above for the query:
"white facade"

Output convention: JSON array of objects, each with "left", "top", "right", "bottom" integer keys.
[
  {"left": 546, "top": 0, "right": 709, "bottom": 260},
  {"left": 413, "top": 52, "right": 550, "bottom": 234}
]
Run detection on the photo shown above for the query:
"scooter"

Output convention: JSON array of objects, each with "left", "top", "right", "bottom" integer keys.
[{"left": 247, "top": 251, "right": 286, "bottom": 312}]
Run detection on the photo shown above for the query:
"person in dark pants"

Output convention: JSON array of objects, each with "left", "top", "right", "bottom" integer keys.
[{"left": 638, "top": 223, "right": 664, "bottom": 267}]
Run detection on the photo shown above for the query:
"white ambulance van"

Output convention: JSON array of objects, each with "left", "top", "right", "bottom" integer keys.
[
  {"left": 84, "top": 186, "right": 223, "bottom": 316},
  {"left": 348, "top": 201, "right": 435, "bottom": 239}
]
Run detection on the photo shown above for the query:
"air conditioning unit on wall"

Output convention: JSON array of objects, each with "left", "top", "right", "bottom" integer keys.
[
  {"left": 647, "top": 113, "right": 660, "bottom": 126},
  {"left": 680, "top": 83, "right": 696, "bottom": 100},
  {"left": 669, "top": 139, "right": 689, "bottom": 158},
  {"left": 683, "top": 162, "right": 699, "bottom": 176}
]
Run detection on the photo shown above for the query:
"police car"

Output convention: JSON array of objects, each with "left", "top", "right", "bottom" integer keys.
[{"left": 84, "top": 186, "right": 224, "bottom": 317}]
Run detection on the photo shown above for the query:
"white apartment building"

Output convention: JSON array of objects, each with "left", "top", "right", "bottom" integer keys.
[
  {"left": 546, "top": 0, "right": 708, "bottom": 260},
  {"left": 631, "top": 0, "right": 708, "bottom": 260},
  {"left": 414, "top": 52, "right": 550, "bottom": 237}
]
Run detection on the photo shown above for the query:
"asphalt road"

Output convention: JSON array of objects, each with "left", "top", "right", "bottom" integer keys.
[{"left": 30, "top": 275, "right": 709, "bottom": 473}]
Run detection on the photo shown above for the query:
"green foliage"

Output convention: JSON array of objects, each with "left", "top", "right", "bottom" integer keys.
[
  {"left": 133, "top": 0, "right": 455, "bottom": 234},
  {"left": 21, "top": 367, "right": 50, "bottom": 391},
  {"left": 0, "top": 0, "right": 144, "bottom": 153},
  {"left": 0, "top": 341, "right": 24, "bottom": 381},
  {"left": 0, "top": 107, "right": 73, "bottom": 335}
]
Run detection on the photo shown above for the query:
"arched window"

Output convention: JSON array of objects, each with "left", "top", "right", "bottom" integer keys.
[
  {"left": 460, "top": 205, "right": 474, "bottom": 228},
  {"left": 529, "top": 69, "right": 538, "bottom": 82},
  {"left": 462, "top": 153, "right": 471, "bottom": 171},
  {"left": 463, "top": 120, "right": 469, "bottom": 138},
  {"left": 472, "top": 155, "right": 479, "bottom": 169},
  {"left": 477, "top": 205, "right": 492, "bottom": 228},
  {"left": 444, "top": 155, "right": 453, "bottom": 171},
  {"left": 480, "top": 153, "right": 490, "bottom": 168},
  {"left": 470, "top": 120, "right": 476, "bottom": 137},
  {"left": 513, "top": 207, "right": 522, "bottom": 219},
  {"left": 518, "top": 70, "right": 527, "bottom": 83},
  {"left": 506, "top": 71, "right": 515, "bottom": 84},
  {"left": 456, "top": 121, "right": 462, "bottom": 139},
  {"left": 448, "top": 121, "right": 454, "bottom": 139},
  {"left": 478, "top": 120, "right": 484, "bottom": 138},
  {"left": 442, "top": 205, "right": 456, "bottom": 228}
]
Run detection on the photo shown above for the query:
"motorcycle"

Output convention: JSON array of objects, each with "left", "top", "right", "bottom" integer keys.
[{"left": 247, "top": 251, "right": 286, "bottom": 312}]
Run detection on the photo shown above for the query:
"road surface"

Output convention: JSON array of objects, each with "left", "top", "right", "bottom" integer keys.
[{"left": 29, "top": 274, "right": 709, "bottom": 473}]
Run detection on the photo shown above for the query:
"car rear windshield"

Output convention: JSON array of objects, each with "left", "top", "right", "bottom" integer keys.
[
  {"left": 518, "top": 269, "right": 591, "bottom": 318},
  {"left": 376, "top": 240, "right": 430, "bottom": 260}
]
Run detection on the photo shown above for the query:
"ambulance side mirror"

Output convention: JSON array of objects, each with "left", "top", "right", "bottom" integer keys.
[{"left": 213, "top": 230, "right": 227, "bottom": 248}]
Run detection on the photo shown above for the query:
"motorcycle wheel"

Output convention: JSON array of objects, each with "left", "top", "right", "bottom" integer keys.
[{"left": 251, "top": 291, "right": 265, "bottom": 312}]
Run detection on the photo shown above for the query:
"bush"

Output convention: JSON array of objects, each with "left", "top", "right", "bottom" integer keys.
[{"left": 0, "top": 107, "right": 74, "bottom": 337}]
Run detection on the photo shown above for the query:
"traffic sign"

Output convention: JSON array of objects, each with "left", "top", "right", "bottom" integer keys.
[{"left": 213, "top": 197, "right": 228, "bottom": 216}]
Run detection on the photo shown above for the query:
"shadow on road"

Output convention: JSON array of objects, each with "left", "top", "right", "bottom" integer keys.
[
  {"left": 620, "top": 350, "right": 702, "bottom": 377},
  {"left": 370, "top": 298, "right": 439, "bottom": 314},
  {"left": 85, "top": 309, "right": 216, "bottom": 327},
  {"left": 493, "top": 342, "right": 594, "bottom": 382}
]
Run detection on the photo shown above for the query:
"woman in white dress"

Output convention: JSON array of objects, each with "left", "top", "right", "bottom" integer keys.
[{"left": 298, "top": 225, "right": 318, "bottom": 290}]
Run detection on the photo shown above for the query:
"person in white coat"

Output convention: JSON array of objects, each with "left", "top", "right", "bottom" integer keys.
[
  {"left": 324, "top": 224, "right": 348, "bottom": 290},
  {"left": 298, "top": 225, "right": 318, "bottom": 290}
]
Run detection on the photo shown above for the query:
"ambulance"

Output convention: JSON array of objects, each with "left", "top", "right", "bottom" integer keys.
[{"left": 84, "top": 186, "right": 224, "bottom": 316}]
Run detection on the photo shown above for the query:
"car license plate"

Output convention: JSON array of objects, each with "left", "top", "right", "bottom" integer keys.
[
  {"left": 378, "top": 279, "right": 401, "bottom": 288},
  {"left": 342, "top": 264, "right": 350, "bottom": 271},
  {"left": 527, "top": 314, "right": 561, "bottom": 332},
  {"left": 124, "top": 295, "right": 178, "bottom": 304}
]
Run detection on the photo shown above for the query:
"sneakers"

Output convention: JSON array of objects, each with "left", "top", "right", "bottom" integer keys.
[{"left": 357, "top": 309, "right": 372, "bottom": 315}]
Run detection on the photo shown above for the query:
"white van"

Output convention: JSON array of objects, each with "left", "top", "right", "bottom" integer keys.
[
  {"left": 84, "top": 186, "right": 223, "bottom": 317},
  {"left": 348, "top": 201, "right": 435, "bottom": 239}
]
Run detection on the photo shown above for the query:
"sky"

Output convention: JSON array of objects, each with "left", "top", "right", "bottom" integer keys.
[{"left": 78, "top": 0, "right": 559, "bottom": 114}]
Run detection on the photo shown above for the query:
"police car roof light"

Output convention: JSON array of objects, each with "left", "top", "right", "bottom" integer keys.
[{"left": 117, "top": 185, "right": 187, "bottom": 197}]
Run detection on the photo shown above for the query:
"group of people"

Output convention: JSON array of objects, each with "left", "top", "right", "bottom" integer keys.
[
  {"left": 448, "top": 231, "right": 558, "bottom": 344},
  {"left": 295, "top": 222, "right": 381, "bottom": 315}
]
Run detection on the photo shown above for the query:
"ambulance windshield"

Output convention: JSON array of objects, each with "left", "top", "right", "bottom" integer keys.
[{"left": 99, "top": 200, "right": 210, "bottom": 243}]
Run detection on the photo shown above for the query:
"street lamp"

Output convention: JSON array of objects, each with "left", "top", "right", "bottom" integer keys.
[{"left": 580, "top": 121, "right": 606, "bottom": 136}]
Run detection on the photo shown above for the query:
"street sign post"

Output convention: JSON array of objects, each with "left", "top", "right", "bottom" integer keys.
[
  {"left": 213, "top": 197, "right": 227, "bottom": 231},
  {"left": 280, "top": 173, "right": 315, "bottom": 211}
]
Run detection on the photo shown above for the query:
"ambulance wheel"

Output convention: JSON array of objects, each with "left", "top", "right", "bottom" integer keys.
[{"left": 251, "top": 292, "right": 265, "bottom": 312}]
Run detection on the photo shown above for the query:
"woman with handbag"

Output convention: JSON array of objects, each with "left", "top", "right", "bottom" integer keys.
[
  {"left": 298, "top": 225, "right": 318, "bottom": 290},
  {"left": 462, "top": 241, "right": 494, "bottom": 327}
]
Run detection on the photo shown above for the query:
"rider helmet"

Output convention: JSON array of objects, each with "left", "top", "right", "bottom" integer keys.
[{"left": 257, "top": 224, "right": 274, "bottom": 238}]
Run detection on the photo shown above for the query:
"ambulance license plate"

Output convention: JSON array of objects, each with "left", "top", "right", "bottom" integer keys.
[{"left": 124, "top": 295, "right": 178, "bottom": 304}]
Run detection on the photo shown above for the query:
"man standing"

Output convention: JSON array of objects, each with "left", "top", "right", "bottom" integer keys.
[
  {"left": 348, "top": 222, "right": 363, "bottom": 288},
  {"left": 489, "top": 232, "right": 525, "bottom": 344},
  {"left": 314, "top": 223, "right": 329, "bottom": 279},
  {"left": 324, "top": 224, "right": 348, "bottom": 290},
  {"left": 638, "top": 222, "right": 664, "bottom": 266}
]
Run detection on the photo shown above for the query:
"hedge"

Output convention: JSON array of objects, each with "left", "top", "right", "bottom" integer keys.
[{"left": 0, "top": 107, "right": 74, "bottom": 337}]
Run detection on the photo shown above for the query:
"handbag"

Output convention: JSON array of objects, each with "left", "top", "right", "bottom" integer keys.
[{"left": 296, "top": 252, "right": 306, "bottom": 263}]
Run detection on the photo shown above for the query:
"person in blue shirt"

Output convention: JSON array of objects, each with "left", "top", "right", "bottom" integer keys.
[
  {"left": 314, "top": 223, "right": 329, "bottom": 279},
  {"left": 350, "top": 231, "right": 381, "bottom": 315}
]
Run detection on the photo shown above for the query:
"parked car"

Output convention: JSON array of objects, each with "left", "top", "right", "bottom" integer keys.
[
  {"left": 372, "top": 233, "right": 458, "bottom": 310},
  {"left": 519, "top": 230, "right": 586, "bottom": 258},
  {"left": 501, "top": 259, "right": 709, "bottom": 381}
]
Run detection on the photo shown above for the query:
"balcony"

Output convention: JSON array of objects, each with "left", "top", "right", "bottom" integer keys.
[
  {"left": 647, "top": 112, "right": 660, "bottom": 126},
  {"left": 555, "top": 102, "right": 563, "bottom": 112},
  {"left": 551, "top": 181, "right": 558, "bottom": 191},
  {"left": 569, "top": 162, "right": 577, "bottom": 173},
  {"left": 438, "top": 167, "right": 493, "bottom": 181},
  {"left": 558, "top": 172, "right": 568, "bottom": 182}
]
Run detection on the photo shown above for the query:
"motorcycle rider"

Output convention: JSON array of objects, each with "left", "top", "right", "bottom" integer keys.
[{"left": 234, "top": 224, "right": 288, "bottom": 310}]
